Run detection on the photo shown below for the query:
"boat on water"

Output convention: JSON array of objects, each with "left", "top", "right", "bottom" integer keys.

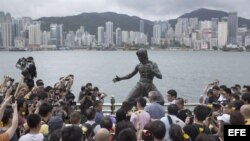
[{"left": 8, "top": 47, "right": 27, "bottom": 51}]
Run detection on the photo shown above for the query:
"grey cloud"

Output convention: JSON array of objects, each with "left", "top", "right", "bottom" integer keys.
[{"left": 0, "top": 0, "right": 250, "bottom": 20}]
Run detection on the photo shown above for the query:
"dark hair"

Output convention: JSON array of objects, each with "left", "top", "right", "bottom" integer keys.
[
  {"left": 118, "top": 128, "right": 137, "bottom": 141},
  {"left": 176, "top": 97, "right": 185, "bottom": 106},
  {"left": 167, "top": 89, "right": 177, "bottom": 98},
  {"left": 212, "top": 86, "right": 220, "bottom": 91},
  {"left": 193, "top": 105, "right": 209, "bottom": 121},
  {"left": 39, "top": 102, "right": 53, "bottom": 117},
  {"left": 169, "top": 124, "right": 185, "bottom": 141},
  {"left": 150, "top": 120, "right": 166, "bottom": 140},
  {"left": 100, "top": 116, "right": 113, "bottom": 130},
  {"left": 2, "top": 108, "right": 13, "bottom": 125},
  {"left": 93, "top": 87, "right": 99, "bottom": 91},
  {"left": 177, "top": 109, "right": 192, "bottom": 122},
  {"left": 115, "top": 108, "right": 127, "bottom": 123},
  {"left": 235, "top": 84, "right": 241, "bottom": 89},
  {"left": 242, "top": 93, "right": 250, "bottom": 103},
  {"left": 243, "top": 85, "right": 250, "bottom": 92},
  {"left": 36, "top": 79, "right": 44, "bottom": 86},
  {"left": 37, "top": 92, "right": 48, "bottom": 100},
  {"left": 70, "top": 112, "right": 81, "bottom": 124},
  {"left": 17, "top": 98, "right": 26, "bottom": 111},
  {"left": 27, "top": 114, "right": 41, "bottom": 129},
  {"left": 233, "top": 100, "right": 244, "bottom": 111},
  {"left": 137, "top": 97, "right": 147, "bottom": 107},
  {"left": 115, "top": 121, "right": 136, "bottom": 140},
  {"left": 219, "top": 85, "right": 227, "bottom": 90},
  {"left": 45, "top": 86, "right": 53, "bottom": 92},
  {"left": 230, "top": 111, "right": 245, "bottom": 125},
  {"left": 85, "top": 108, "right": 96, "bottom": 120},
  {"left": 49, "top": 129, "right": 61, "bottom": 141},
  {"left": 207, "top": 89, "right": 214, "bottom": 96},
  {"left": 81, "top": 86, "right": 85, "bottom": 92},
  {"left": 86, "top": 83, "right": 92, "bottom": 87},
  {"left": 224, "top": 88, "right": 232, "bottom": 95},
  {"left": 61, "top": 126, "right": 83, "bottom": 141},
  {"left": 195, "top": 133, "right": 214, "bottom": 141},
  {"left": 142, "top": 122, "right": 153, "bottom": 141},
  {"left": 168, "top": 104, "right": 179, "bottom": 115}
]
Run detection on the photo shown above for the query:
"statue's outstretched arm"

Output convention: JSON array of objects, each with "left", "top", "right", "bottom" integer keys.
[
  {"left": 113, "top": 66, "right": 138, "bottom": 83},
  {"left": 153, "top": 63, "right": 162, "bottom": 79}
]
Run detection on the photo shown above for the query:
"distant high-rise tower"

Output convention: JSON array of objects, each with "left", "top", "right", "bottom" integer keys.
[
  {"left": 228, "top": 12, "right": 238, "bottom": 45},
  {"left": 116, "top": 27, "right": 122, "bottom": 46},
  {"left": 2, "top": 22, "right": 13, "bottom": 47},
  {"left": 97, "top": 26, "right": 104, "bottom": 44},
  {"left": 58, "top": 24, "right": 64, "bottom": 47},
  {"left": 50, "top": 24, "right": 63, "bottom": 47},
  {"left": 140, "top": 20, "right": 144, "bottom": 33},
  {"left": 105, "top": 21, "right": 113, "bottom": 46},
  {"left": 218, "top": 22, "right": 228, "bottom": 48},
  {"left": 28, "top": 22, "right": 41, "bottom": 47}
]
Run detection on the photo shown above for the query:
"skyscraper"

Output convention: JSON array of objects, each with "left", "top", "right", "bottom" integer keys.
[
  {"left": 140, "top": 20, "right": 144, "bottom": 33},
  {"left": 2, "top": 22, "right": 13, "bottom": 47},
  {"left": 218, "top": 22, "right": 228, "bottom": 48},
  {"left": 28, "top": 22, "right": 41, "bottom": 47},
  {"left": 228, "top": 12, "right": 238, "bottom": 45},
  {"left": 50, "top": 24, "right": 63, "bottom": 47},
  {"left": 116, "top": 27, "right": 122, "bottom": 46},
  {"left": 97, "top": 26, "right": 104, "bottom": 44},
  {"left": 105, "top": 21, "right": 113, "bottom": 46},
  {"left": 58, "top": 24, "right": 64, "bottom": 47}
]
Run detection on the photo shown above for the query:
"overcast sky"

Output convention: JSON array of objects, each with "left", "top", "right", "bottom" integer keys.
[{"left": 1, "top": 0, "right": 250, "bottom": 20}]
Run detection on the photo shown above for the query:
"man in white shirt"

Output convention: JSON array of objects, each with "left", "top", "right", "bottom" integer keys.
[{"left": 19, "top": 114, "right": 44, "bottom": 141}]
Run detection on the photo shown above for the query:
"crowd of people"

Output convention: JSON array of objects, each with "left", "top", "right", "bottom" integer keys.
[{"left": 0, "top": 74, "right": 250, "bottom": 141}]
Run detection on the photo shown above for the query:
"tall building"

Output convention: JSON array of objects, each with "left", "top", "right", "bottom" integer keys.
[
  {"left": 58, "top": 24, "right": 64, "bottom": 47},
  {"left": 153, "top": 24, "right": 161, "bottom": 44},
  {"left": 122, "top": 31, "right": 129, "bottom": 44},
  {"left": 13, "top": 18, "right": 24, "bottom": 37},
  {"left": 140, "top": 20, "right": 144, "bottom": 33},
  {"left": 116, "top": 28, "right": 122, "bottom": 46},
  {"left": 28, "top": 22, "right": 41, "bottom": 47},
  {"left": 105, "top": 21, "right": 113, "bottom": 46},
  {"left": 218, "top": 22, "right": 228, "bottom": 48},
  {"left": 1, "top": 22, "right": 13, "bottom": 47},
  {"left": 228, "top": 12, "right": 238, "bottom": 45},
  {"left": 50, "top": 24, "right": 63, "bottom": 47},
  {"left": 97, "top": 26, "right": 104, "bottom": 44}
]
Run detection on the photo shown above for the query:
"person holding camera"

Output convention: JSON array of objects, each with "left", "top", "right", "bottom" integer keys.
[
  {"left": 78, "top": 83, "right": 96, "bottom": 122},
  {"left": 0, "top": 96, "right": 19, "bottom": 141}
]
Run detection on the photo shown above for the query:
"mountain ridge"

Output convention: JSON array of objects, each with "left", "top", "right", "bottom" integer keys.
[{"left": 37, "top": 8, "right": 250, "bottom": 37}]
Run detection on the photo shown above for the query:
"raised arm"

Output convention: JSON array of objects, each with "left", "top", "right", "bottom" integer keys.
[
  {"left": 152, "top": 62, "right": 162, "bottom": 79},
  {"left": 113, "top": 65, "right": 138, "bottom": 83}
]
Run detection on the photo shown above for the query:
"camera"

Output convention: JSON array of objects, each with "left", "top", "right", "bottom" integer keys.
[{"left": 16, "top": 57, "right": 37, "bottom": 89}]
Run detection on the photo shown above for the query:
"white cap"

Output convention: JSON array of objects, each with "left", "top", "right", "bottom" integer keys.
[{"left": 217, "top": 114, "right": 230, "bottom": 124}]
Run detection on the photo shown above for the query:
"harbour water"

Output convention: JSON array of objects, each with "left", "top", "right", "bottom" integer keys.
[{"left": 0, "top": 50, "right": 249, "bottom": 102}]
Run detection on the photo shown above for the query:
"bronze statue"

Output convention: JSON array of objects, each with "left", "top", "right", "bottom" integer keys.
[{"left": 113, "top": 48, "right": 165, "bottom": 105}]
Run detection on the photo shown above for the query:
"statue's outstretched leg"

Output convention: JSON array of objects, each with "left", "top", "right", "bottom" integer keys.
[{"left": 126, "top": 82, "right": 143, "bottom": 106}]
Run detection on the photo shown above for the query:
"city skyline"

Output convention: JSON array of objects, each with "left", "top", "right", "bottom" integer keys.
[{"left": 1, "top": 0, "right": 250, "bottom": 21}]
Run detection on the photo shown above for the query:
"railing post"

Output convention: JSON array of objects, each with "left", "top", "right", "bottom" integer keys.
[{"left": 110, "top": 95, "right": 115, "bottom": 115}]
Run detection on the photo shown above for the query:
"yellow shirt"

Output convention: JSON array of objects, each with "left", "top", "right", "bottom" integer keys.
[
  {"left": 39, "top": 124, "right": 49, "bottom": 135},
  {"left": 245, "top": 119, "right": 250, "bottom": 125}
]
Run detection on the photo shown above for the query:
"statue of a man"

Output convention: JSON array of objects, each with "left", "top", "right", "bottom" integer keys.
[{"left": 113, "top": 48, "right": 165, "bottom": 105}]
